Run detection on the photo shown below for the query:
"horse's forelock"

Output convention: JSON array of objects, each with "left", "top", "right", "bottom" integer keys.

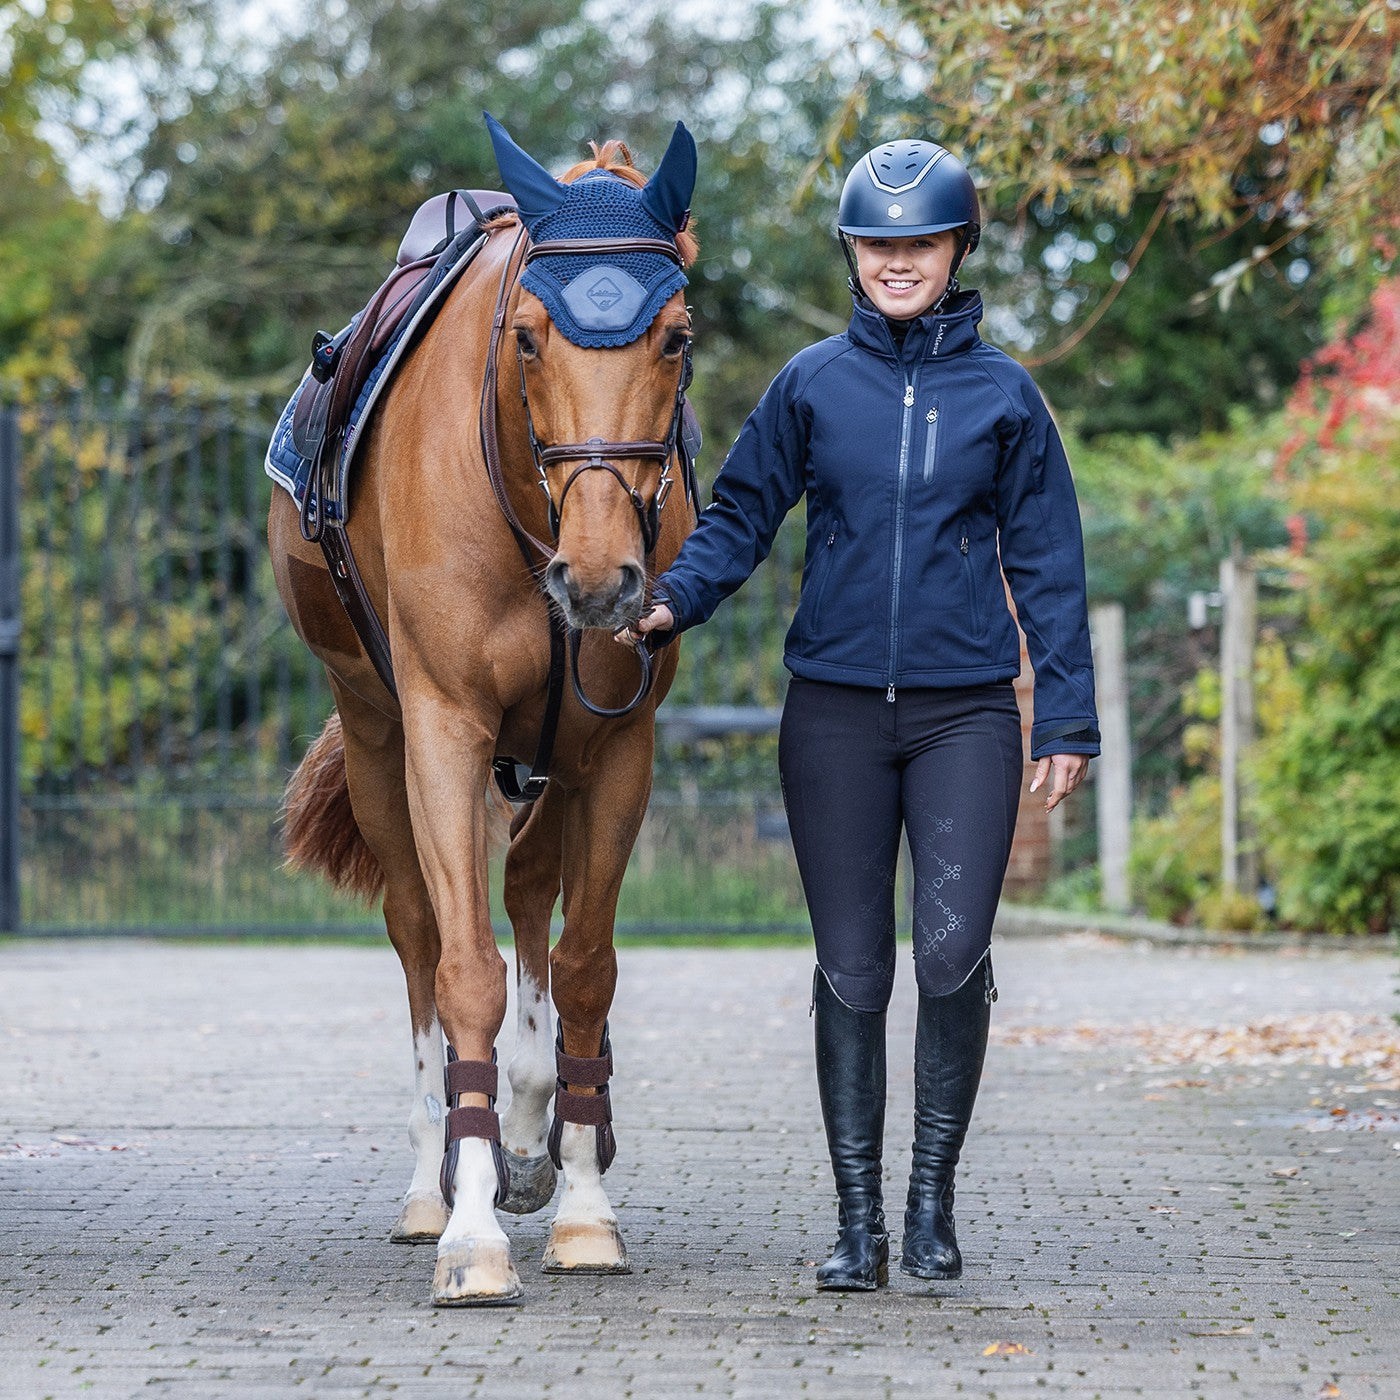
[{"left": 551, "top": 141, "right": 698, "bottom": 267}]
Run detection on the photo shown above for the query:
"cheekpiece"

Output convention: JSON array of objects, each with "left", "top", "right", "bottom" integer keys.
[{"left": 485, "top": 112, "right": 696, "bottom": 348}]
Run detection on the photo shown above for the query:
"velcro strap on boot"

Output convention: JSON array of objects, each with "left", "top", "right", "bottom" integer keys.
[
  {"left": 445, "top": 1105, "right": 502, "bottom": 1143},
  {"left": 555, "top": 1048, "right": 612, "bottom": 1087},
  {"left": 553, "top": 1085, "right": 612, "bottom": 1127},
  {"left": 445, "top": 1058, "right": 499, "bottom": 1100}
]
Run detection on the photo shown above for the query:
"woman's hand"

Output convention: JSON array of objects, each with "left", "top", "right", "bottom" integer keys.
[
  {"left": 1029, "top": 753, "right": 1090, "bottom": 813},
  {"left": 613, "top": 603, "right": 675, "bottom": 646}
]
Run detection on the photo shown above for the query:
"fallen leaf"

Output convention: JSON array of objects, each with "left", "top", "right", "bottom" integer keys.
[
  {"left": 1149, "top": 1204, "right": 1181, "bottom": 1214},
  {"left": 1271, "top": 1166, "right": 1300, "bottom": 1178},
  {"left": 982, "top": 1342, "right": 1033, "bottom": 1356},
  {"left": 1317, "top": 1382, "right": 1342, "bottom": 1398}
]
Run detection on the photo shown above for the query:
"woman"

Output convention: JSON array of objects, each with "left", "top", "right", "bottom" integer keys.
[{"left": 624, "top": 139, "right": 1100, "bottom": 1289}]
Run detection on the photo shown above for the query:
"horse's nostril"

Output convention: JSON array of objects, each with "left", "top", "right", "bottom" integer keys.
[{"left": 618, "top": 565, "right": 644, "bottom": 606}]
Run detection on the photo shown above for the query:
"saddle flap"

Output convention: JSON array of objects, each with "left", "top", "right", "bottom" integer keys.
[{"left": 290, "top": 372, "right": 334, "bottom": 462}]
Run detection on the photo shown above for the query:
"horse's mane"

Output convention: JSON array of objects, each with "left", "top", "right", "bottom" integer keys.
[{"left": 484, "top": 139, "right": 699, "bottom": 267}]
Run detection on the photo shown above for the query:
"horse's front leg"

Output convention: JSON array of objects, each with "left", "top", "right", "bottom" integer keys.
[
  {"left": 402, "top": 696, "right": 520, "bottom": 1306},
  {"left": 497, "top": 785, "right": 564, "bottom": 1214},
  {"left": 544, "top": 725, "right": 654, "bottom": 1274}
]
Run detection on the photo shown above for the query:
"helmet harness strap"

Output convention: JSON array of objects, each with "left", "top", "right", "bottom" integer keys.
[{"left": 839, "top": 226, "right": 970, "bottom": 316}]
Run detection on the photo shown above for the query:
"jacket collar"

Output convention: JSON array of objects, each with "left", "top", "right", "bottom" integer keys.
[{"left": 847, "top": 287, "right": 984, "bottom": 363}]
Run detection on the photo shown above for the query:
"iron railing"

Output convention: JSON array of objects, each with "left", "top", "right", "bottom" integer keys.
[{"left": 3, "top": 389, "right": 810, "bottom": 934}]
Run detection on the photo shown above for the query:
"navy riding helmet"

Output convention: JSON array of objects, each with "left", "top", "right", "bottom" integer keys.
[{"left": 837, "top": 139, "right": 981, "bottom": 295}]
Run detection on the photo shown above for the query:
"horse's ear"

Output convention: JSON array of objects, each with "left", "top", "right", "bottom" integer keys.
[
  {"left": 640, "top": 121, "right": 697, "bottom": 233},
  {"left": 484, "top": 111, "right": 569, "bottom": 226}
]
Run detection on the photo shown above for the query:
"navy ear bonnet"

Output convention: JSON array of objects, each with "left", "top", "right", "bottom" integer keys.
[{"left": 485, "top": 112, "right": 695, "bottom": 348}]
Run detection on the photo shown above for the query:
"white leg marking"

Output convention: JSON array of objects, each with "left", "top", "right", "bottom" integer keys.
[
  {"left": 542, "top": 1121, "right": 628, "bottom": 1273},
  {"left": 407, "top": 1019, "right": 446, "bottom": 1198},
  {"left": 552, "top": 1123, "right": 617, "bottom": 1230},
  {"left": 390, "top": 1018, "right": 450, "bottom": 1241},
  {"left": 440, "top": 1138, "right": 509, "bottom": 1248},
  {"left": 501, "top": 970, "right": 553, "bottom": 1158},
  {"left": 432, "top": 1137, "right": 522, "bottom": 1304}
]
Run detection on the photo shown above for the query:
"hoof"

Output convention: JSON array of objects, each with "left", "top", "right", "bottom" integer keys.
[
  {"left": 542, "top": 1220, "right": 630, "bottom": 1275},
  {"left": 390, "top": 1192, "right": 449, "bottom": 1243},
  {"left": 498, "top": 1152, "right": 558, "bottom": 1216},
  {"left": 431, "top": 1240, "right": 524, "bottom": 1307}
]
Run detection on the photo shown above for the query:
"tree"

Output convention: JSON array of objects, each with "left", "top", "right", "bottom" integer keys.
[{"left": 847, "top": 1, "right": 1400, "bottom": 376}]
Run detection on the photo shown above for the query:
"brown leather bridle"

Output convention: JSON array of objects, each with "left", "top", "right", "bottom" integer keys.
[
  {"left": 477, "top": 226, "right": 698, "bottom": 799},
  {"left": 517, "top": 237, "right": 692, "bottom": 559}
]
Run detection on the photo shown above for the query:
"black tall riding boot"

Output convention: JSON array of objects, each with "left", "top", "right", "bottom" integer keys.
[
  {"left": 901, "top": 957, "right": 993, "bottom": 1280},
  {"left": 812, "top": 967, "right": 889, "bottom": 1291}
]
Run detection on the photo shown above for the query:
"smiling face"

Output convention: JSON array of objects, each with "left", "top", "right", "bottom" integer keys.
[{"left": 853, "top": 231, "right": 960, "bottom": 319}]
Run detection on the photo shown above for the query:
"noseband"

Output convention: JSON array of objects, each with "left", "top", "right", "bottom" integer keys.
[{"left": 518, "top": 238, "right": 692, "bottom": 558}]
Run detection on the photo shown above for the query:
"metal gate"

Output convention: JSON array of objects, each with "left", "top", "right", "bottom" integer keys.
[{"left": 2, "top": 389, "right": 809, "bottom": 935}]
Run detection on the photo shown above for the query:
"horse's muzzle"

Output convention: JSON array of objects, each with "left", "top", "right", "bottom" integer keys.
[{"left": 544, "top": 560, "right": 646, "bottom": 631}]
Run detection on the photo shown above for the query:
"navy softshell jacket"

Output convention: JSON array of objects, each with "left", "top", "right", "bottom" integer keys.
[{"left": 655, "top": 289, "right": 1101, "bottom": 760}]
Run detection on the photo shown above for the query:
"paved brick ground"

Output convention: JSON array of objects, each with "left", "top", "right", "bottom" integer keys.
[{"left": 0, "top": 935, "right": 1396, "bottom": 1399}]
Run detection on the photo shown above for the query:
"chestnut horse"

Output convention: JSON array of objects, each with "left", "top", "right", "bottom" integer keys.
[{"left": 268, "top": 120, "right": 698, "bottom": 1305}]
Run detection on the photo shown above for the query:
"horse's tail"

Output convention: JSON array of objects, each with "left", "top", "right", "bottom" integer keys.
[{"left": 282, "top": 711, "right": 384, "bottom": 901}]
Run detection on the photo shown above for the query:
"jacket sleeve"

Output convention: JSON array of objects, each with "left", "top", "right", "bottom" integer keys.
[
  {"left": 653, "top": 361, "right": 809, "bottom": 633},
  {"left": 994, "top": 369, "right": 1101, "bottom": 760}
]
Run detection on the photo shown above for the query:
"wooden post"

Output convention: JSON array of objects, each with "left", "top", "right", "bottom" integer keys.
[
  {"left": 1091, "top": 603, "right": 1131, "bottom": 912},
  {"left": 1219, "top": 549, "right": 1257, "bottom": 893}
]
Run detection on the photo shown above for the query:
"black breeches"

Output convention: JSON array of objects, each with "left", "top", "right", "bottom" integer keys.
[{"left": 778, "top": 678, "right": 1023, "bottom": 1012}]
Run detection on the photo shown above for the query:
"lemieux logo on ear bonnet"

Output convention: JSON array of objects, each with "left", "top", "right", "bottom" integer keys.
[{"left": 485, "top": 112, "right": 696, "bottom": 349}]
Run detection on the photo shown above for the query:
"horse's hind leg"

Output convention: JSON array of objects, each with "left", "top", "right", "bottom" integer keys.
[
  {"left": 498, "top": 788, "right": 564, "bottom": 1214},
  {"left": 328, "top": 680, "right": 449, "bottom": 1244}
]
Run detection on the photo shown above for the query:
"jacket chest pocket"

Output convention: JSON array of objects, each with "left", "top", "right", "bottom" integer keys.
[{"left": 920, "top": 404, "right": 941, "bottom": 484}]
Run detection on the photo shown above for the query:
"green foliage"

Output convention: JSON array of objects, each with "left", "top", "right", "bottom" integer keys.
[
  {"left": 1128, "top": 773, "right": 1222, "bottom": 923},
  {"left": 1024, "top": 208, "right": 1324, "bottom": 439},
  {"left": 1067, "top": 413, "right": 1289, "bottom": 804},
  {"left": 1251, "top": 285, "right": 1400, "bottom": 931},
  {"left": 882, "top": 1, "right": 1400, "bottom": 278}
]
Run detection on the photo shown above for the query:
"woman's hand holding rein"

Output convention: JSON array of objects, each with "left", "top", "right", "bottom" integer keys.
[
  {"left": 1030, "top": 753, "right": 1090, "bottom": 813},
  {"left": 614, "top": 604, "right": 675, "bottom": 646}
]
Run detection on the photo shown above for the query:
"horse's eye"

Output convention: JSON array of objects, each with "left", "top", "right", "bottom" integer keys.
[
  {"left": 515, "top": 327, "right": 538, "bottom": 358},
  {"left": 662, "top": 327, "right": 690, "bottom": 359}
]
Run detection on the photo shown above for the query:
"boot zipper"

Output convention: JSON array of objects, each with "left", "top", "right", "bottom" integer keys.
[{"left": 888, "top": 376, "right": 917, "bottom": 702}]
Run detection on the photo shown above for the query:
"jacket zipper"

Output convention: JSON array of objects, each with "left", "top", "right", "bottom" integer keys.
[
  {"left": 959, "top": 524, "right": 982, "bottom": 636},
  {"left": 921, "top": 405, "right": 940, "bottom": 484},
  {"left": 888, "top": 374, "right": 917, "bottom": 701},
  {"left": 810, "top": 525, "right": 837, "bottom": 632}
]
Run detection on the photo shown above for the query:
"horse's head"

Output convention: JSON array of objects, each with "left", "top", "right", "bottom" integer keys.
[{"left": 487, "top": 114, "right": 698, "bottom": 631}]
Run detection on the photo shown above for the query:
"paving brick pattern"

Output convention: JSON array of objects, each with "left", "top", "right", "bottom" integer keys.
[{"left": 1, "top": 936, "right": 1397, "bottom": 1398}]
